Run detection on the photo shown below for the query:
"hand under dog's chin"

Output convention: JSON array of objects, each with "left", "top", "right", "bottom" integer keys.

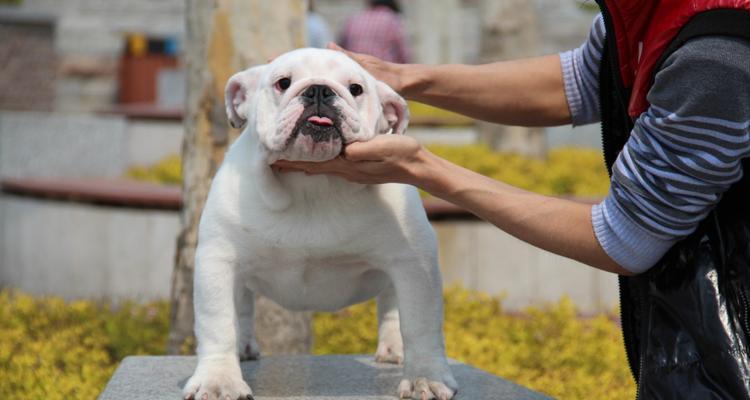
[{"left": 268, "top": 133, "right": 343, "bottom": 163}]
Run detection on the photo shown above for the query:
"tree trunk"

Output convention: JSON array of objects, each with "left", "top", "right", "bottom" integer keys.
[
  {"left": 168, "top": 0, "right": 309, "bottom": 355},
  {"left": 477, "top": 0, "right": 546, "bottom": 157}
]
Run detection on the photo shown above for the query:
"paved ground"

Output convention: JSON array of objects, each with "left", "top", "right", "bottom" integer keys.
[{"left": 99, "top": 355, "right": 551, "bottom": 400}]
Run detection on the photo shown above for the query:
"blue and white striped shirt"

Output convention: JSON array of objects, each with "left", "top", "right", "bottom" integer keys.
[{"left": 560, "top": 15, "right": 750, "bottom": 273}]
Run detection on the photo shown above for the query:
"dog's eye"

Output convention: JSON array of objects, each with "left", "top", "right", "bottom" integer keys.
[
  {"left": 276, "top": 77, "right": 291, "bottom": 91},
  {"left": 349, "top": 83, "right": 363, "bottom": 97}
]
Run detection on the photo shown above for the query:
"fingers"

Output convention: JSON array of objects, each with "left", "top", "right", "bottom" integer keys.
[
  {"left": 326, "top": 42, "right": 367, "bottom": 65},
  {"left": 272, "top": 158, "right": 386, "bottom": 184},
  {"left": 342, "top": 142, "right": 381, "bottom": 161},
  {"left": 266, "top": 53, "right": 280, "bottom": 63},
  {"left": 273, "top": 158, "right": 349, "bottom": 174},
  {"left": 342, "top": 137, "right": 398, "bottom": 161},
  {"left": 326, "top": 42, "right": 351, "bottom": 56}
]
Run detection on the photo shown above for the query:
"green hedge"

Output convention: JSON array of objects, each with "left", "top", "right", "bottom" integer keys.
[
  {"left": 0, "top": 288, "right": 634, "bottom": 399},
  {"left": 0, "top": 291, "right": 168, "bottom": 399}
]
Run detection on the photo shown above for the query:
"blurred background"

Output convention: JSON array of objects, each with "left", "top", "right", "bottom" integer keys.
[{"left": 0, "top": 1, "right": 633, "bottom": 399}]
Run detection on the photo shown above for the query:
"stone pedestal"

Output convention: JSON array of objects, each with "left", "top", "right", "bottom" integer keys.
[{"left": 99, "top": 355, "right": 550, "bottom": 399}]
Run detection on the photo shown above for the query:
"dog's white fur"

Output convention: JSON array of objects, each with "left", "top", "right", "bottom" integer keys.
[{"left": 183, "top": 48, "right": 457, "bottom": 400}]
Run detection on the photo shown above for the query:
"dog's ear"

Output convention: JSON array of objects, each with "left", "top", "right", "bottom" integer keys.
[
  {"left": 225, "top": 65, "right": 267, "bottom": 129},
  {"left": 375, "top": 81, "right": 410, "bottom": 135}
]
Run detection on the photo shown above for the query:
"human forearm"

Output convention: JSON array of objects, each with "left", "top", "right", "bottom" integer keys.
[
  {"left": 413, "top": 150, "right": 630, "bottom": 275},
  {"left": 274, "top": 136, "right": 628, "bottom": 275},
  {"left": 398, "top": 55, "right": 571, "bottom": 126}
]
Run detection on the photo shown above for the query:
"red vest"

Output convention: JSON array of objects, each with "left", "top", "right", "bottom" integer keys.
[{"left": 603, "top": 0, "right": 750, "bottom": 117}]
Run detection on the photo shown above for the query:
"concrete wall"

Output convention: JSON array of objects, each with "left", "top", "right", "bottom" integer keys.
[
  {"left": 0, "top": 195, "right": 179, "bottom": 300},
  {"left": 0, "top": 111, "right": 128, "bottom": 178},
  {"left": 0, "top": 111, "right": 183, "bottom": 178},
  {"left": 434, "top": 221, "right": 618, "bottom": 312},
  {"left": 125, "top": 119, "right": 183, "bottom": 167},
  {"left": 0, "top": 194, "right": 617, "bottom": 313}
]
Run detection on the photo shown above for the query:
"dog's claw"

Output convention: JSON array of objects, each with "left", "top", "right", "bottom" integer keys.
[
  {"left": 397, "top": 376, "right": 455, "bottom": 400},
  {"left": 246, "top": 395, "right": 255, "bottom": 400},
  {"left": 398, "top": 379, "right": 413, "bottom": 399}
]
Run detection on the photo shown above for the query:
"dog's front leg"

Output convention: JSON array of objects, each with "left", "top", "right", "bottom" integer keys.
[
  {"left": 183, "top": 255, "right": 253, "bottom": 400},
  {"left": 386, "top": 254, "right": 457, "bottom": 400}
]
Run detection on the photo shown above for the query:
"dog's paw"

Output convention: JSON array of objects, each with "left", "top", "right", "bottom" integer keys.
[
  {"left": 397, "top": 378, "right": 455, "bottom": 400},
  {"left": 375, "top": 318, "right": 404, "bottom": 364},
  {"left": 183, "top": 361, "right": 253, "bottom": 400},
  {"left": 398, "top": 360, "right": 457, "bottom": 400},
  {"left": 374, "top": 338, "right": 403, "bottom": 364},
  {"left": 238, "top": 339, "right": 261, "bottom": 361}
]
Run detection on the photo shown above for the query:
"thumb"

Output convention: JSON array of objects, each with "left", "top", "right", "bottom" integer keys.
[{"left": 343, "top": 141, "right": 381, "bottom": 161}]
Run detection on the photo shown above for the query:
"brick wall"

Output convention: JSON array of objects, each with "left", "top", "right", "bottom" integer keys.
[{"left": 0, "top": 20, "right": 57, "bottom": 111}]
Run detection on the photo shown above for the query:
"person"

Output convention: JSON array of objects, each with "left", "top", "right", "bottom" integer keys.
[
  {"left": 306, "top": 0, "right": 332, "bottom": 49},
  {"left": 276, "top": 1, "right": 750, "bottom": 397},
  {"left": 338, "top": 0, "right": 410, "bottom": 63}
]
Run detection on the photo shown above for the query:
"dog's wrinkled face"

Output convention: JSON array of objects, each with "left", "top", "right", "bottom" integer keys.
[{"left": 225, "top": 48, "right": 409, "bottom": 162}]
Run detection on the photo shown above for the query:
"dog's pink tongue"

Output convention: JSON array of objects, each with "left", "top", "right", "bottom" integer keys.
[{"left": 307, "top": 116, "right": 334, "bottom": 126}]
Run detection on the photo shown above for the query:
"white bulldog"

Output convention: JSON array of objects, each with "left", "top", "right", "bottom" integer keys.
[{"left": 183, "top": 48, "right": 457, "bottom": 400}]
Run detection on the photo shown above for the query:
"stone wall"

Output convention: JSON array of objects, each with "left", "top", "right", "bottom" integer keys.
[{"left": 0, "top": 13, "right": 57, "bottom": 111}]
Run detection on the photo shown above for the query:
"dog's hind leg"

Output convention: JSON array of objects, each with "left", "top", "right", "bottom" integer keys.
[
  {"left": 235, "top": 282, "right": 261, "bottom": 361},
  {"left": 375, "top": 283, "right": 404, "bottom": 364}
]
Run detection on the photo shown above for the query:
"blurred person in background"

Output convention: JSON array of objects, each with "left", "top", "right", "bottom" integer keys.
[
  {"left": 307, "top": 0, "right": 332, "bottom": 48},
  {"left": 278, "top": 1, "right": 750, "bottom": 397},
  {"left": 338, "top": 0, "right": 410, "bottom": 63}
]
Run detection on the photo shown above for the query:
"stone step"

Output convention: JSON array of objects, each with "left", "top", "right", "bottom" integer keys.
[{"left": 99, "top": 355, "right": 550, "bottom": 400}]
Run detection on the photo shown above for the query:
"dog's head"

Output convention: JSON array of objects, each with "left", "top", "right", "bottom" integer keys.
[{"left": 225, "top": 48, "right": 409, "bottom": 163}]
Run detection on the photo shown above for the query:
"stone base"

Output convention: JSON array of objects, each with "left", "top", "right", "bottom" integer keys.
[{"left": 99, "top": 355, "right": 550, "bottom": 399}]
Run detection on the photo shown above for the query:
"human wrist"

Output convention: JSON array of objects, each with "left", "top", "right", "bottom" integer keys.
[
  {"left": 396, "top": 63, "right": 429, "bottom": 99},
  {"left": 409, "top": 148, "right": 454, "bottom": 198}
]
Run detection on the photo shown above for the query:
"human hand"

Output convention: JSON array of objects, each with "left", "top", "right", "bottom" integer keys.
[
  {"left": 272, "top": 134, "right": 428, "bottom": 186},
  {"left": 327, "top": 42, "right": 406, "bottom": 95}
]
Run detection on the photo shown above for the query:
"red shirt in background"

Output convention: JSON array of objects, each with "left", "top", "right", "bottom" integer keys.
[{"left": 338, "top": 6, "right": 411, "bottom": 63}]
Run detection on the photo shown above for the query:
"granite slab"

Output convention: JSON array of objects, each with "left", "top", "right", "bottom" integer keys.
[{"left": 99, "top": 355, "right": 551, "bottom": 400}]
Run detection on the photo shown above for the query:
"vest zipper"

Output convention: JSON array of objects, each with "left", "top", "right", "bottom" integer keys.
[
  {"left": 594, "top": 1, "right": 643, "bottom": 397},
  {"left": 738, "top": 285, "right": 750, "bottom": 338}
]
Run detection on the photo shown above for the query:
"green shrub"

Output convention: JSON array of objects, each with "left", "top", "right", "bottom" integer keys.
[
  {"left": 426, "top": 145, "right": 610, "bottom": 197},
  {"left": 0, "top": 291, "right": 168, "bottom": 400},
  {"left": 407, "top": 101, "right": 475, "bottom": 126},
  {"left": 126, "top": 146, "right": 610, "bottom": 198},
  {"left": 125, "top": 154, "right": 182, "bottom": 185},
  {"left": 0, "top": 288, "right": 634, "bottom": 399}
]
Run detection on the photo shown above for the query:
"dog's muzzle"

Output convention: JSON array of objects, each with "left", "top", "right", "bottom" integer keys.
[{"left": 289, "top": 84, "right": 344, "bottom": 145}]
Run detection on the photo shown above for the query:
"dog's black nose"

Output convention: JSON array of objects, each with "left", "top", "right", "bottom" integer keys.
[{"left": 302, "top": 84, "right": 336, "bottom": 101}]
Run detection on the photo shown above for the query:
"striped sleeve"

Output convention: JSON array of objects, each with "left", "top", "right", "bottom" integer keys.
[
  {"left": 592, "top": 36, "right": 750, "bottom": 273},
  {"left": 559, "top": 14, "right": 605, "bottom": 126}
]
